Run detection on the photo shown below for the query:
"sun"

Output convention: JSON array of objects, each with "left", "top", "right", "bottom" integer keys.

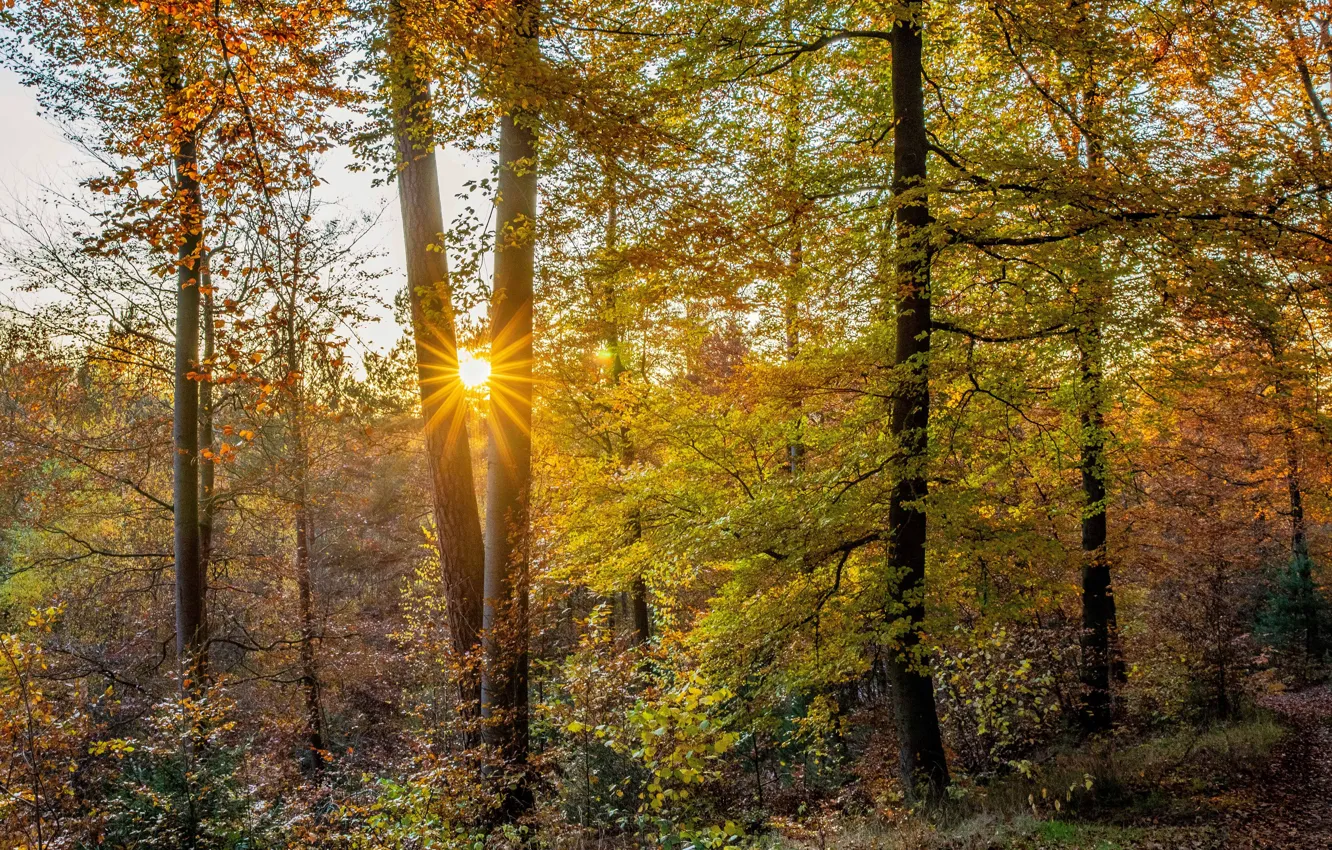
[{"left": 457, "top": 348, "right": 491, "bottom": 390}]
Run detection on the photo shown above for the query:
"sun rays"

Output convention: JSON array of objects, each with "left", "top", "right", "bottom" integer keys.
[
  {"left": 414, "top": 314, "right": 533, "bottom": 471},
  {"left": 457, "top": 348, "right": 491, "bottom": 390}
]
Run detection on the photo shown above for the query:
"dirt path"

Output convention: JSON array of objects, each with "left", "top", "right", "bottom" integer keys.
[{"left": 1221, "top": 687, "right": 1332, "bottom": 848}]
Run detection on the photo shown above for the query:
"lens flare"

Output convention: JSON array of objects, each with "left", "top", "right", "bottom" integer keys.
[{"left": 457, "top": 349, "right": 491, "bottom": 390}]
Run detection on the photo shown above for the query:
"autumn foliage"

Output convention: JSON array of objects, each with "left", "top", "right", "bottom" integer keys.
[{"left": 3, "top": 0, "right": 1332, "bottom": 847}]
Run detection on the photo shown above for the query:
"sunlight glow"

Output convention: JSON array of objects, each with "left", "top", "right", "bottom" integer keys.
[{"left": 457, "top": 349, "right": 491, "bottom": 390}]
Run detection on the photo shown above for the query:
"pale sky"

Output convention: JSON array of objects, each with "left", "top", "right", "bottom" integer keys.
[{"left": 0, "top": 66, "right": 487, "bottom": 356}]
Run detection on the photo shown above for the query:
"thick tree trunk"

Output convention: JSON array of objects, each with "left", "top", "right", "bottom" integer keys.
[
  {"left": 162, "top": 31, "right": 206, "bottom": 679},
  {"left": 630, "top": 575, "right": 650, "bottom": 644},
  {"left": 1076, "top": 74, "right": 1122, "bottom": 736},
  {"left": 884, "top": 5, "right": 949, "bottom": 803},
  {"left": 1077, "top": 310, "right": 1117, "bottom": 734},
  {"left": 387, "top": 10, "right": 486, "bottom": 707},
  {"left": 481, "top": 0, "right": 539, "bottom": 816}
]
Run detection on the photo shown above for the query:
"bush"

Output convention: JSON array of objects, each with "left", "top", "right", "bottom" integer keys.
[
  {"left": 935, "top": 624, "right": 1071, "bottom": 776},
  {"left": 95, "top": 685, "right": 282, "bottom": 850}
]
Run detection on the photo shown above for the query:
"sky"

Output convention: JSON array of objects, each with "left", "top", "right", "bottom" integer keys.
[{"left": 0, "top": 66, "right": 487, "bottom": 356}]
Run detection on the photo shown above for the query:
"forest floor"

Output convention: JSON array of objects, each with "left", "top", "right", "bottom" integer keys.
[
  {"left": 1210, "top": 686, "right": 1332, "bottom": 849},
  {"left": 995, "top": 686, "right": 1332, "bottom": 850},
  {"left": 777, "top": 687, "right": 1332, "bottom": 850}
]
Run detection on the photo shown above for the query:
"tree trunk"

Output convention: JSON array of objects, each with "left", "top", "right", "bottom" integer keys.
[
  {"left": 782, "top": 76, "right": 805, "bottom": 475},
  {"left": 387, "top": 9, "right": 486, "bottom": 708},
  {"left": 630, "top": 575, "right": 650, "bottom": 644},
  {"left": 294, "top": 469, "right": 325, "bottom": 769},
  {"left": 161, "top": 28, "right": 206, "bottom": 679},
  {"left": 601, "top": 168, "right": 650, "bottom": 644},
  {"left": 1272, "top": 346, "right": 1317, "bottom": 656},
  {"left": 199, "top": 253, "right": 215, "bottom": 588},
  {"left": 884, "top": 5, "right": 949, "bottom": 803},
  {"left": 285, "top": 269, "right": 325, "bottom": 770},
  {"left": 1076, "top": 308, "right": 1116, "bottom": 734},
  {"left": 481, "top": 0, "right": 539, "bottom": 817},
  {"left": 1076, "top": 72, "right": 1122, "bottom": 736}
]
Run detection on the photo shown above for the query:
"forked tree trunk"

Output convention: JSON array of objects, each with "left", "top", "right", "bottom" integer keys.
[
  {"left": 884, "top": 4, "right": 949, "bottom": 803},
  {"left": 387, "top": 6, "right": 486, "bottom": 710},
  {"left": 481, "top": 0, "right": 539, "bottom": 817},
  {"left": 161, "top": 26, "right": 207, "bottom": 680}
]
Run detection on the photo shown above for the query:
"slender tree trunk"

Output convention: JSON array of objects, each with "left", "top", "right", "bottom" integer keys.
[
  {"left": 1271, "top": 341, "right": 1317, "bottom": 655},
  {"left": 387, "top": 8, "right": 486, "bottom": 709},
  {"left": 784, "top": 225, "right": 804, "bottom": 475},
  {"left": 1286, "top": 438, "right": 1319, "bottom": 656},
  {"left": 162, "top": 28, "right": 206, "bottom": 679},
  {"left": 782, "top": 77, "right": 805, "bottom": 475},
  {"left": 481, "top": 0, "right": 539, "bottom": 816},
  {"left": 293, "top": 463, "right": 325, "bottom": 768},
  {"left": 601, "top": 169, "right": 650, "bottom": 644},
  {"left": 199, "top": 253, "right": 215, "bottom": 586},
  {"left": 1287, "top": 430, "right": 1308, "bottom": 562},
  {"left": 884, "top": 4, "right": 949, "bottom": 803},
  {"left": 284, "top": 271, "right": 325, "bottom": 770}
]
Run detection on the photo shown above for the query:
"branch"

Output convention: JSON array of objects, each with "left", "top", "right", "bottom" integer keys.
[{"left": 933, "top": 319, "right": 1073, "bottom": 343}]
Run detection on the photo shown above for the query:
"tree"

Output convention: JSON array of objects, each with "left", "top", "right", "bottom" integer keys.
[
  {"left": 385, "top": 0, "right": 487, "bottom": 714},
  {"left": 882, "top": 1, "right": 950, "bottom": 801},
  {"left": 158, "top": 12, "right": 208, "bottom": 680},
  {"left": 480, "top": 0, "right": 541, "bottom": 814}
]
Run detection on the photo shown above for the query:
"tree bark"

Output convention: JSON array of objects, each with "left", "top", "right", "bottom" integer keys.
[
  {"left": 1271, "top": 339, "right": 1318, "bottom": 656},
  {"left": 601, "top": 169, "right": 650, "bottom": 645},
  {"left": 387, "top": 7, "right": 486, "bottom": 708},
  {"left": 199, "top": 253, "right": 215, "bottom": 590},
  {"left": 481, "top": 0, "right": 539, "bottom": 816},
  {"left": 782, "top": 75, "right": 805, "bottom": 475},
  {"left": 161, "top": 27, "right": 206, "bottom": 679},
  {"left": 1076, "top": 70, "right": 1122, "bottom": 737},
  {"left": 294, "top": 466, "right": 325, "bottom": 768},
  {"left": 285, "top": 263, "right": 325, "bottom": 770},
  {"left": 884, "top": 4, "right": 949, "bottom": 803},
  {"left": 1076, "top": 305, "right": 1116, "bottom": 734}
]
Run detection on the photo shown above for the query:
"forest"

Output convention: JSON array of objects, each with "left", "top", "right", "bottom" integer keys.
[{"left": 1, "top": 0, "right": 1332, "bottom": 847}]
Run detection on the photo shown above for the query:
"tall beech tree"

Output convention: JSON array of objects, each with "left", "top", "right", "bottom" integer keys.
[
  {"left": 481, "top": 0, "right": 541, "bottom": 811},
  {"left": 884, "top": 1, "right": 950, "bottom": 800},
  {"left": 158, "top": 16, "right": 208, "bottom": 676},
  {"left": 385, "top": 0, "right": 487, "bottom": 710},
  {"left": 596, "top": 169, "right": 650, "bottom": 644},
  {"left": 1071, "top": 23, "right": 1119, "bottom": 736},
  {"left": 282, "top": 231, "right": 326, "bottom": 769}
]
